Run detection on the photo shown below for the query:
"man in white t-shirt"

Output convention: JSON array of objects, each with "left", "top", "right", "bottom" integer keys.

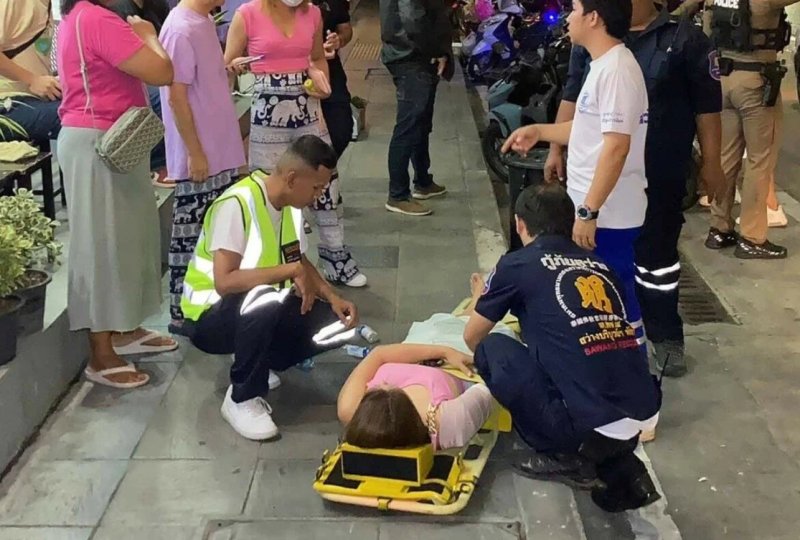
[
  {"left": 502, "top": 0, "right": 649, "bottom": 350},
  {"left": 181, "top": 136, "right": 359, "bottom": 441}
]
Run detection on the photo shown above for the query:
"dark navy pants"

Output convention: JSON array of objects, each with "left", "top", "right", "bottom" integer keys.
[
  {"left": 187, "top": 287, "right": 346, "bottom": 403},
  {"left": 475, "top": 334, "right": 581, "bottom": 454},
  {"left": 0, "top": 96, "right": 61, "bottom": 146},
  {"left": 386, "top": 59, "right": 439, "bottom": 201},
  {"left": 634, "top": 177, "right": 684, "bottom": 344}
]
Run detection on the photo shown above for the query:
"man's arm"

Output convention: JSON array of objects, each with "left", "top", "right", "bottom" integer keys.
[
  {"left": 546, "top": 47, "right": 590, "bottom": 178},
  {"left": 464, "top": 311, "right": 497, "bottom": 353},
  {"left": 301, "top": 255, "right": 337, "bottom": 303},
  {"left": 696, "top": 113, "right": 725, "bottom": 201},
  {"left": 502, "top": 120, "right": 573, "bottom": 156},
  {"left": 0, "top": 52, "right": 61, "bottom": 100},
  {"left": 167, "top": 83, "right": 208, "bottom": 181},
  {"left": 213, "top": 249, "right": 301, "bottom": 296},
  {"left": 583, "top": 132, "right": 631, "bottom": 211}
]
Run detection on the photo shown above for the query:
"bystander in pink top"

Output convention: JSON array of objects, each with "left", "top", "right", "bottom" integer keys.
[
  {"left": 57, "top": 1, "right": 147, "bottom": 130},
  {"left": 237, "top": 0, "right": 321, "bottom": 74}
]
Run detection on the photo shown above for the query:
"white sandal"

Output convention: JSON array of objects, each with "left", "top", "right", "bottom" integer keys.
[
  {"left": 84, "top": 364, "right": 150, "bottom": 389},
  {"left": 113, "top": 329, "right": 179, "bottom": 356}
]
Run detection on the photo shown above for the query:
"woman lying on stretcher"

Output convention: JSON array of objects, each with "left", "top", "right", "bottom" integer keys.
[{"left": 337, "top": 274, "right": 515, "bottom": 451}]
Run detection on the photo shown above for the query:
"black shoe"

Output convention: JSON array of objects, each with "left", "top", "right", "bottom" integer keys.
[
  {"left": 591, "top": 468, "right": 662, "bottom": 513},
  {"left": 734, "top": 238, "right": 788, "bottom": 260},
  {"left": 653, "top": 340, "right": 687, "bottom": 378},
  {"left": 705, "top": 228, "right": 738, "bottom": 249},
  {"left": 513, "top": 452, "right": 605, "bottom": 490}
]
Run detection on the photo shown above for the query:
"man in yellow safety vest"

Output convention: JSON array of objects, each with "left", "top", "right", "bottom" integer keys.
[{"left": 182, "top": 135, "right": 359, "bottom": 441}]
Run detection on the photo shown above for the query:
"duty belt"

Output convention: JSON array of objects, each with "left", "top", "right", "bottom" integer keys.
[
  {"left": 717, "top": 57, "right": 787, "bottom": 107},
  {"left": 717, "top": 58, "right": 776, "bottom": 75}
]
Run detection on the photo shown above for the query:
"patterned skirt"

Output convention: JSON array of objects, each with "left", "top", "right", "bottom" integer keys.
[{"left": 249, "top": 72, "right": 360, "bottom": 284}]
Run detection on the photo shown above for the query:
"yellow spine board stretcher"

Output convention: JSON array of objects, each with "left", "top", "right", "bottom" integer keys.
[{"left": 313, "top": 369, "right": 512, "bottom": 514}]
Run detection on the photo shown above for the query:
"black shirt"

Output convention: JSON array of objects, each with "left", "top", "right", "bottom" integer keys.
[
  {"left": 475, "top": 235, "right": 660, "bottom": 432},
  {"left": 109, "top": 0, "right": 170, "bottom": 32},
  {"left": 313, "top": 0, "right": 351, "bottom": 102}
]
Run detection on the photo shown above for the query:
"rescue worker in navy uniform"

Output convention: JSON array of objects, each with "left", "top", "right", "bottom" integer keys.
[
  {"left": 464, "top": 184, "right": 662, "bottom": 513},
  {"left": 313, "top": 0, "right": 355, "bottom": 158},
  {"left": 702, "top": 0, "right": 796, "bottom": 259},
  {"left": 546, "top": 0, "right": 724, "bottom": 377}
]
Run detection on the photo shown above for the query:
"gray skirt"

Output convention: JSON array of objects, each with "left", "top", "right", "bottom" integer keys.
[{"left": 58, "top": 127, "right": 162, "bottom": 333}]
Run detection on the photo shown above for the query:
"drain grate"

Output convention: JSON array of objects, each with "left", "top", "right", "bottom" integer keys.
[
  {"left": 348, "top": 40, "right": 382, "bottom": 61},
  {"left": 678, "top": 257, "right": 734, "bottom": 325}
]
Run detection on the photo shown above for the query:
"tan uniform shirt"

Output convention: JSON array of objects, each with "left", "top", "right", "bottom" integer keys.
[
  {"left": 0, "top": 0, "right": 53, "bottom": 98},
  {"left": 703, "top": 0, "right": 799, "bottom": 62}
]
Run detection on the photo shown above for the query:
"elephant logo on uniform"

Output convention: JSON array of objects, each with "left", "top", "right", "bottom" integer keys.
[
  {"left": 270, "top": 96, "right": 307, "bottom": 127},
  {"left": 574, "top": 275, "right": 613, "bottom": 314}
]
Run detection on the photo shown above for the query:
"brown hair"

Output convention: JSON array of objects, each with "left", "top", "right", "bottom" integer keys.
[{"left": 343, "top": 388, "right": 430, "bottom": 449}]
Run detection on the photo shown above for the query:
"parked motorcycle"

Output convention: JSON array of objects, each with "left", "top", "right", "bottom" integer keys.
[{"left": 481, "top": 17, "right": 571, "bottom": 182}]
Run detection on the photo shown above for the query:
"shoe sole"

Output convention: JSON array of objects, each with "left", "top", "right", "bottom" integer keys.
[
  {"left": 221, "top": 404, "right": 280, "bottom": 441},
  {"left": 384, "top": 203, "right": 432, "bottom": 216},
  {"left": 512, "top": 464, "right": 606, "bottom": 491},
  {"left": 705, "top": 240, "right": 737, "bottom": 250},
  {"left": 412, "top": 189, "right": 448, "bottom": 200},
  {"left": 734, "top": 249, "right": 788, "bottom": 260}
]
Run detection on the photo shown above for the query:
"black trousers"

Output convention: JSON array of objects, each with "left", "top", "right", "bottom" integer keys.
[
  {"left": 634, "top": 176, "right": 685, "bottom": 344},
  {"left": 188, "top": 287, "right": 345, "bottom": 403},
  {"left": 321, "top": 99, "right": 354, "bottom": 158},
  {"left": 475, "top": 334, "right": 581, "bottom": 453}
]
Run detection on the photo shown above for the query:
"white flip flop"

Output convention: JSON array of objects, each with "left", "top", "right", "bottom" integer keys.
[
  {"left": 84, "top": 364, "right": 150, "bottom": 389},
  {"left": 113, "top": 329, "right": 179, "bottom": 356}
]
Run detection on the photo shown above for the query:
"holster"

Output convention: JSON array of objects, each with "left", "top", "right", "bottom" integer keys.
[{"left": 717, "top": 58, "right": 787, "bottom": 107}]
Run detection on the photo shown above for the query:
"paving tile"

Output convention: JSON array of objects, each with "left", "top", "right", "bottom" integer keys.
[
  {"left": 133, "top": 355, "right": 260, "bottom": 460},
  {"left": 101, "top": 459, "right": 255, "bottom": 526},
  {"left": 0, "top": 528, "right": 92, "bottom": 540},
  {"left": 243, "top": 459, "right": 374, "bottom": 519},
  {"left": 92, "top": 525, "right": 203, "bottom": 540},
  {"left": 337, "top": 268, "right": 397, "bottom": 323},
  {"left": 379, "top": 523, "right": 521, "bottom": 540},
  {"left": 259, "top": 405, "right": 342, "bottom": 460},
  {"left": 0, "top": 461, "right": 128, "bottom": 527},
  {"left": 513, "top": 474, "right": 586, "bottom": 539},
  {"left": 349, "top": 245, "right": 399, "bottom": 269},
  {"left": 208, "top": 520, "right": 378, "bottom": 540},
  {"left": 33, "top": 363, "right": 179, "bottom": 461},
  {"left": 270, "top": 363, "right": 353, "bottom": 409}
]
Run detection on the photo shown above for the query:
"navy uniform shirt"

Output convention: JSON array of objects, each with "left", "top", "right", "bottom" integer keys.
[
  {"left": 475, "top": 235, "right": 660, "bottom": 433},
  {"left": 313, "top": 0, "right": 352, "bottom": 103},
  {"left": 564, "top": 10, "right": 722, "bottom": 188}
]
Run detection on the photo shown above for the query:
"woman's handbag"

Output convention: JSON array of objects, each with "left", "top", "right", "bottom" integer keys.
[{"left": 75, "top": 11, "right": 164, "bottom": 174}]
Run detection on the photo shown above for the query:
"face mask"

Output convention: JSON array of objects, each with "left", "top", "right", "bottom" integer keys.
[{"left": 281, "top": 0, "right": 305, "bottom": 7}]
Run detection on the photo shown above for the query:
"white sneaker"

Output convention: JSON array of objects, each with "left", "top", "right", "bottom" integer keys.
[
  {"left": 220, "top": 386, "right": 279, "bottom": 441},
  {"left": 768, "top": 205, "right": 788, "bottom": 228},
  {"left": 698, "top": 195, "right": 710, "bottom": 208},
  {"left": 344, "top": 272, "right": 368, "bottom": 288},
  {"left": 268, "top": 370, "right": 281, "bottom": 390}
]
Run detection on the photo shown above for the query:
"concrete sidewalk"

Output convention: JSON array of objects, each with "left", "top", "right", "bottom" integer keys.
[{"left": 3, "top": 1, "right": 800, "bottom": 539}]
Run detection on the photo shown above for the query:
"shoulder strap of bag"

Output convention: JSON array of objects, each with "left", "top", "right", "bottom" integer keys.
[
  {"left": 75, "top": 8, "right": 151, "bottom": 128},
  {"left": 3, "top": 1, "right": 52, "bottom": 60}
]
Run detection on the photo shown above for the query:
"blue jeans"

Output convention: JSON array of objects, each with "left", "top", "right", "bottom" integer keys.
[
  {"left": 594, "top": 227, "right": 645, "bottom": 351},
  {"left": 386, "top": 59, "right": 439, "bottom": 201},
  {"left": 147, "top": 85, "right": 166, "bottom": 171},
  {"left": 1, "top": 96, "right": 61, "bottom": 146}
]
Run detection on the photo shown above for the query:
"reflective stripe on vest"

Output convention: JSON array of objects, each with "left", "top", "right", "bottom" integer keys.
[{"left": 181, "top": 172, "right": 301, "bottom": 321}]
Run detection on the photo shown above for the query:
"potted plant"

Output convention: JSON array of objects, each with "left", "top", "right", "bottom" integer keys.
[
  {"left": 0, "top": 107, "right": 28, "bottom": 141},
  {"left": 351, "top": 96, "right": 367, "bottom": 141},
  {"left": 0, "top": 189, "right": 61, "bottom": 336},
  {"left": 0, "top": 224, "right": 27, "bottom": 365}
]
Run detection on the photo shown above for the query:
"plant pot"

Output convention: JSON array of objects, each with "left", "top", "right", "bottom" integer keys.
[
  {"left": 14, "top": 269, "right": 51, "bottom": 337},
  {"left": 0, "top": 295, "right": 24, "bottom": 366}
]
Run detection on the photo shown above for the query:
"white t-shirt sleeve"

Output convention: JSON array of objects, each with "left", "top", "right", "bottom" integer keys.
[
  {"left": 293, "top": 208, "right": 308, "bottom": 255},
  {"left": 208, "top": 199, "right": 247, "bottom": 256},
  {"left": 596, "top": 67, "right": 646, "bottom": 136}
]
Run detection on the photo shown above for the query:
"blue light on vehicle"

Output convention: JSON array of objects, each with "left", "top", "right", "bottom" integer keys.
[{"left": 543, "top": 10, "right": 558, "bottom": 24}]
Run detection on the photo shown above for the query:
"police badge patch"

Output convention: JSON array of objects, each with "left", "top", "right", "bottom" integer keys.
[{"left": 708, "top": 50, "right": 721, "bottom": 81}]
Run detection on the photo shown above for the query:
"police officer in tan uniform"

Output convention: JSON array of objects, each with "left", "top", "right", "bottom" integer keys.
[{"left": 703, "top": 0, "right": 795, "bottom": 259}]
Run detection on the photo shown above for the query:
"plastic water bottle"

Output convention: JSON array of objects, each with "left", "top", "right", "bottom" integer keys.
[
  {"left": 295, "top": 358, "right": 315, "bottom": 372},
  {"left": 344, "top": 345, "right": 371, "bottom": 359},
  {"left": 358, "top": 324, "right": 379, "bottom": 344}
]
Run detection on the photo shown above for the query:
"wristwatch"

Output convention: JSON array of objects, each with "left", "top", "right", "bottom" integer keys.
[{"left": 576, "top": 205, "right": 599, "bottom": 221}]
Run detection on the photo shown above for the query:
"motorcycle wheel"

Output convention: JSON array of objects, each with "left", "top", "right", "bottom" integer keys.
[{"left": 482, "top": 121, "right": 510, "bottom": 183}]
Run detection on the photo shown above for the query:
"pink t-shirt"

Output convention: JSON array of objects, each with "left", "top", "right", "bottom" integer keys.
[
  {"left": 238, "top": 0, "right": 321, "bottom": 74},
  {"left": 367, "top": 364, "right": 461, "bottom": 407},
  {"left": 57, "top": 1, "right": 147, "bottom": 130}
]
